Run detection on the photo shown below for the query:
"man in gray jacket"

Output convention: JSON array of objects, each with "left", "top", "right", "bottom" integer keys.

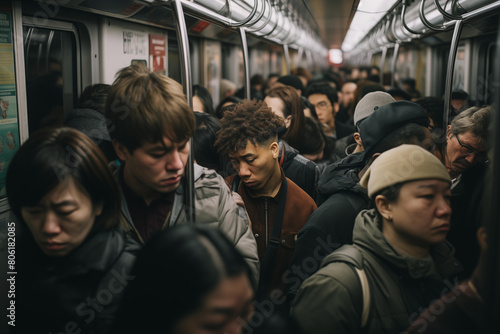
[{"left": 105, "top": 64, "right": 259, "bottom": 282}]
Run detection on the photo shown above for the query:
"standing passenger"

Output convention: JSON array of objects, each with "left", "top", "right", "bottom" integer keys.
[
  {"left": 291, "top": 145, "right": 462, "bottom": 334},
  {"left": 444, "top": 106, "right": 491, "bottom": 277},
  {"left": 105, "top": 65, "right": 259, "bottom": 283},
  {"left": 7, "top": 128, "right": 139, "bottom": 334},
  {"left": 305, "top": 82, "right": 353, "bottom": 140},
  {"left": 215, "top": 100, "right": 317, "bottom": 300},
  {"left": 111, "top": 225, "right": 254, "bottom": 334}
]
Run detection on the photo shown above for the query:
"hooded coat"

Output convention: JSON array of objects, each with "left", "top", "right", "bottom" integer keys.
[
  {"left": 286, "top": 152, "right": 369, "bottom": 294},
  {"left": 291, "top": 209, "right": 463, "bottom": 334}
]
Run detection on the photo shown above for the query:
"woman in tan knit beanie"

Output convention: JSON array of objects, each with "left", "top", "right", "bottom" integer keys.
[{"left": 291, "top": 144, "right": 462, "bottom": 334}]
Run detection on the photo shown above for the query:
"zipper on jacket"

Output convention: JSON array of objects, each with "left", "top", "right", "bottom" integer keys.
[{"left": 265, "top": 198, "right": 268, "bottom": 246}]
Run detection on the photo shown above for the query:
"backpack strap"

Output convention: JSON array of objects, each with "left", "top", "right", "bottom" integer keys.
[{"left": 324, "top": 245, "right": 371, "bottom": 329}]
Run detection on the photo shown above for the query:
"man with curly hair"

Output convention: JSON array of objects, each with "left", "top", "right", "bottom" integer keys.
[{"left": 215, "top": 99, "right": 317, "bottom": 300}]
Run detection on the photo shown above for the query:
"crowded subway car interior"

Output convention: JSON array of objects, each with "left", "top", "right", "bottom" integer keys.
[{"left": 1, "top": 0, "right": 500, "bottom": 333}]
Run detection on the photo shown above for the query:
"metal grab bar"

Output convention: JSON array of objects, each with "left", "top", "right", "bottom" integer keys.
[
  {"left": 170, "top": 0, "right": 195, "bottom": 223},
  {"left": 245, "top": 0, "right": 268, "bottom": 26},
  {"left": 391, "top": 42, "right": 400, "bottom": 87},
  {"left": 419, "top": 0, "right": 447, "bottom": 31},
  {"left": 239, "top": 28, "right": 251, "bottom": 100},
  {"left": 247, "top": 0, "right": 274, "bottom": 33},
  {"left": 442, "top": 20, "right": 463, "bottom": 137},
  {"left": 461, "top": 1, "right": 500, "bottom": 23},
  {"left": 283, "top": 44, "right": 290, "bottom": 75},
  {"left": 172, "top": 0, "right": 254, "bottom": 28},
  {"left": 433, "top": 0, "right": 463, "bottom": 20},
  {"left": 229, "top": 0, "right": 261, "bottom": 27},
  {"left": 402, "top": 1, "right": 422, "bottom": 35}
]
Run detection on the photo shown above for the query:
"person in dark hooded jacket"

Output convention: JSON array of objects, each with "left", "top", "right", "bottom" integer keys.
[{"left": 287, "top": 101, "right": 433, "bottom": 295}]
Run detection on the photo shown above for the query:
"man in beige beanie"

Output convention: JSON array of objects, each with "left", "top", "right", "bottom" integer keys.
[{"left": 291, "top": 144, "right": 462, "bottom": 334}]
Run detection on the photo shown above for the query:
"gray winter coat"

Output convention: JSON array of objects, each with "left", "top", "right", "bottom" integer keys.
[{"left": 117, "top": 163, "right": 260, "bottom": 284}]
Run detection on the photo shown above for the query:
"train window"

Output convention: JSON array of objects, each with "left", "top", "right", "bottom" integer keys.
[
  {"left": 484, "top": 42, "right": 497, "bottom": 105},
  {"left": 167, "top": 31, "right": 181, "bottom": 84},
  {"left": 23, "top": 24, "right": 78, "bottom": 134}
]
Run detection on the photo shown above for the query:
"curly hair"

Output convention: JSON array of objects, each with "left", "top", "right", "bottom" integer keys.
[{"left": 215, "top": 99, "right": 284, "bottom": 154}]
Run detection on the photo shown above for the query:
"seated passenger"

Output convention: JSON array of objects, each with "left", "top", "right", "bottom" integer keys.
[
  {"left": 215, "top": 100, "right": 317, "bottom": 300},
  {"left": 105, "top": 65, "right": 259, "bottom": 284},
  {"left": 287, "top": 101, "right": 432, "bottom": 294},
  {"left": 7, "top": 127, "right": 139, "bottom": 334},
  {"left": 111, "top": 225, "right": 254, "bottom": 334},
  {"left": 291, "top": 145, "right": 463, "bottom": 334}
]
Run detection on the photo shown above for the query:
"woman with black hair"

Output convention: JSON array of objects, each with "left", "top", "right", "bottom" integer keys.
[
  {"left": 193, "top": 84, "right": 215, "bottom": 115},
  {"left": 111, "top": 225, "right": 255, "bottom": 334},
  {"left": 7, "top": 127, "right": 139, "bottom": 334}
]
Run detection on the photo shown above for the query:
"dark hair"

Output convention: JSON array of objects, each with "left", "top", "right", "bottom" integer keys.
[
  {"left": 193, "top": 84, "right": 215, "bottom": 115},
  {"left": 215, "top": 99, "right": 284, "bottom": 154},
  {"left": 296, "top": 117, "right": 334, "bottom": 162},
  {"left": 387, "top": 88, "right": 411, "bottom": 101},
  {"left": 372, "top": 182, "right": 404, "bottom": 219},
  {"left": 266, "top": 85, "right": 305, "bottom": 148},
  {"left": 6, "top": 127, "right": 121, "bottom": 231},
  {"left": 111, "top": 225, "right": 253, "bottom": 333},
  {"left": 193, "top": 112, "right": 228, "bottom": 173},
  {"left": 414, "top": 97, "right": 445, "bottom": 130},
  {"left": 366, "top": 122, "right": 431, "bottom": 158},
  {"left": 215, "top": 96, "right": 243, "bottom": 119},
  {"left": 78, "top": 84, "right": 110, "bottom": 115},
  {"left": 301, "top": 96, "right": 318, "bottom": 119},
  {"left": 304, "top": 82, "right": 338, "bottom": 105}
]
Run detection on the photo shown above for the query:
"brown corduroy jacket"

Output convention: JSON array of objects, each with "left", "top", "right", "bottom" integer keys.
[{"left": 226, "top": 171, "right": 317, "bottom": 295}]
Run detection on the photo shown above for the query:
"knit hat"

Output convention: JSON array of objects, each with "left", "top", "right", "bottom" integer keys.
[
  {"left": 353, "top": 91, "right": 395, "bottom": 126},
  {"left": 359, "top": 100, "right": 429, "bottom": 155},
  {"left": 360, "top": 144, "right": 451, "bottom": 198},
  {"left": 277, "top": 75, "right": 304, "bottom": 93}
]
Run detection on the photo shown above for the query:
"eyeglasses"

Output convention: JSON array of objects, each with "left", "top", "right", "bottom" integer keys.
[
  {"left": 453, "top": 133, "right": 489, "bottom": 163},
  {"left": 312, "top": 100, "right": 331, "bottom": 110}
]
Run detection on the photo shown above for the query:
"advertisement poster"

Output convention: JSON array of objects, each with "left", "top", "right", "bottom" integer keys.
[
  {"left": 0, "top": 12, "right": 20, "bottom": 197},
  {"left": 149, "top": 34, "right": 166, "bottom": 74}
]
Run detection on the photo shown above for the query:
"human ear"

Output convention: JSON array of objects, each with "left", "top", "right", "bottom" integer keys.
[
  {"left": 353, "top": 132, "right": 363, "bottom": 147},
  {"left": 94, "top": 202, "right": 104, "bottom": 216},
  {"left": 270, "top": 141, "right": 279, "bottom": 159},
  {"left": 375, "top": 195, "right": 393, "bottom": 221},
  {"left": 285, "top": 116, "right": 292, "bottom": 128},
  {"left": 333, "top": 102, "right": 339, "bottom": 114},
  {"left": 113, "top": 140, "right": 130, "bottom": 161}
]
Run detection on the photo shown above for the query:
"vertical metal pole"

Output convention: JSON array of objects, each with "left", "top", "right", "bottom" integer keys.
[
  {"left": 443, "top": 20, "right": 463, "bottom": 129},
  {"left": 283, "top": 44, "right": 290, "bottom": 74},
  {"left": 12, "top": 1, "right": 29, "bottom": 144},
  {"left": 391, "top": 42, "right": 400, "bottom": 87},
  {"left": 239, "top": 28, "right": 251, "bottom": 100},
  {"left": 297, "top": 46, "right": 303, "bottom": 68},
  {"left": 171, "top": 0, "right": 195, "bottom": 222},
  {"left": 379, "top": 46, "right": 388, "bottom": 83}
]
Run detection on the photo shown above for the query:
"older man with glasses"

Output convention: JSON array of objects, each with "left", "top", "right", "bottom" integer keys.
[{"left": 444, "top": 105, "right": 492, "bottom": 277}]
